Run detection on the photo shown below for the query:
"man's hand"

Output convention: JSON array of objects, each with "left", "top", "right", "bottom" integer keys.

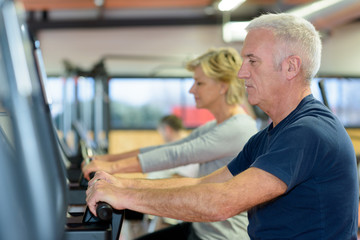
[
  {"left": 86, "top": 177, "right": 128, "bottom": 216},
  {"left": 87, "top": 171, "right": 127, "bottom": 188}
]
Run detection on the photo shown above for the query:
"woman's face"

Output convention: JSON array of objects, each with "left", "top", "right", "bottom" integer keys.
[{"left": 189, "top": 66, "right": 226, "bottom": 110}]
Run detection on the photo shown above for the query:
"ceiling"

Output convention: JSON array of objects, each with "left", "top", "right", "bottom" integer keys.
[
  {"left": 20, "top": 0, "right": 320, "bottom": 33},
  {"left": 15, "top": 0, "right": 360, "bottom": 77}
]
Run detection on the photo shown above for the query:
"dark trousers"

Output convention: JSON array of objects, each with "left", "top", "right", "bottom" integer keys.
[{"left": 134, "top": 222, "right": 201, "bottom": 240}]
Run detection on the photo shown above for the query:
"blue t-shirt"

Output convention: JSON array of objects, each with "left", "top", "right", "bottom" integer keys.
[{"left": 228, "top": 95, "right": 358, "bottom": 239}]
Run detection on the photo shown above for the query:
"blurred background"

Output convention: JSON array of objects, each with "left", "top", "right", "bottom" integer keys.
[
  {"left": 1, "top": 1, "right": 359, "bottom": 239},
  {"left": 16, "top": 0, "right": 360, "bottom": 155}
]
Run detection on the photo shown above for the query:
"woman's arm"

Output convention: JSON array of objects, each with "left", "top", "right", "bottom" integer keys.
[
  {"left": 94, "top": 149, "right": 140, "bottom": 162},
  {"left": 139, "top": 116, "right": 257, "bottom": 173},
  {"left": 82, "top": 155, "right": 142, "bottom": 180},
  {"left": 81, "top": 124, "right": 204, "bottom": 178}
]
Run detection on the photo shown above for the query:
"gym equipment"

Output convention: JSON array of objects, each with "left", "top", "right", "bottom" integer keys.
[{"left": 0, "top": 1, "right": 124, "bottom": 239}]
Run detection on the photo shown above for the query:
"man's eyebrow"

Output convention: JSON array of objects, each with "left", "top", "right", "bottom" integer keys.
[
  {"left": 245, "top": 54, "right": 255, "bottom": 58},
  {"left": 241, "top": 53, "right": 258, "bottom": 59}
]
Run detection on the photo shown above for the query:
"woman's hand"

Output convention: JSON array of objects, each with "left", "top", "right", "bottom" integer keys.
[
  {"left": 81, "top": 154, "right": 113, "bottom": 169},
  {"left": 82, "top": 159, "right": 115, "bottom": 180}
]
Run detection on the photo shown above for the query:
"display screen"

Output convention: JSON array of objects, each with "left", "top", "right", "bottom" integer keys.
[{"left": 311, "top": 77, "right": 360, "bottom": 127}]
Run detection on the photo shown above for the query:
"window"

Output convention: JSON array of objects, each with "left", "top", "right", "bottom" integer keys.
[
  {"left": 109, "top": 77, "right": 214, "bottom": 129},
  {"left": 311, "top": 77, "right": 360, "bottom": 127},
  {"left": 46, "top": 76, "right": 360, "bottom": 130},
  {"left": 46, "top": 76, "right": 95, "bottom": 134}
]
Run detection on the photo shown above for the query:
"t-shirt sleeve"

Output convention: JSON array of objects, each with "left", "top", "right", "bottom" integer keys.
[
  {"left": 228, "top": 123, "right": 324, "bottom": 193},
  {"left": 227, "top": 140, "right": 253, "bottom": 176},
  {"left": 251, "top": 125, "right": 321, "bottom": 191}
]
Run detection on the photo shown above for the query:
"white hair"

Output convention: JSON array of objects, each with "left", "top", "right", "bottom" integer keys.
[{"left": 246, "top": 13, "right": 322, "bottom": 81}]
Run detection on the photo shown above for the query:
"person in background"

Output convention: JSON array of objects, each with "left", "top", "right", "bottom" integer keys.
[
  {"left": 148, "top": 114, "right": 199, "bottom": 179},
  {"left": 83, "top": 47, "right": 258, "bottom": 239},
  {"left": 87, "top": 13, "right": 358, "bottom": 239},
  {"left": 157, "top": 114, "right": 187, "bottom": 143}
]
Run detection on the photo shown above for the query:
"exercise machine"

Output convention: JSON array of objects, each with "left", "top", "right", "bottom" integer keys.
[{"left": 0, "top": 1, "right": 124, "bottom": 239}]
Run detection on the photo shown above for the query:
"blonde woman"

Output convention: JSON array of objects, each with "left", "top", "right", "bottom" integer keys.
[{"left": 83, "top": 47, "right": 258, "bottom": 239}]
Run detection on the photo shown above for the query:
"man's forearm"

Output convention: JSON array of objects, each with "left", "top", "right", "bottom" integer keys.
[
  {"left": 115, "top": 167, "right": 237, "bottom": 221},
  {"left": 122, "top": 182, "right": 238, "bottom": 222},
  {"left": 122, "top": 176, "right": 200, "bottom": 189}
]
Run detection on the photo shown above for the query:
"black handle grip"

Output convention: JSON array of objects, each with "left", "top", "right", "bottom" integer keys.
[
  {"left": 96, "top": 202, "right": 113, "bottom": 221},
  {"left": 89, "top": 171, "right": 96, "bottom": 179}
]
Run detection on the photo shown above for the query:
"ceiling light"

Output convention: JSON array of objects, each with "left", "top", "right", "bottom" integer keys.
[
  {"left": 222, "top": 21, "right": 249, "bottom": 42},
  {"left": 221, "top": 0, "right": 348, "bottom": 43},
  {"left": 94, "top": 0, "right": 104, "bottom": 7},
  {"left": 218, "top": 0, "right": 246, "bottom": 12},
  {"left": 288, "top": 0, "right": 344, "bottom": 18}
]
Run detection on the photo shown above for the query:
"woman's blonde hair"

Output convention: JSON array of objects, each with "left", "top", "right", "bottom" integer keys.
[{"left": 186, "top": 47, "right": 244, "bottom": 105}]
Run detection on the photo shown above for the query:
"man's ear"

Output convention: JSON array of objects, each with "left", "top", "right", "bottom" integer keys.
[{"left": 286, "top": 55, "right": 301, "bottom": 80}]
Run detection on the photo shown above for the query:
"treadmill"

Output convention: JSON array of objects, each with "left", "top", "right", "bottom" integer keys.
[{"left": 0, "top": 1, "right": 124, "bottom": 239}]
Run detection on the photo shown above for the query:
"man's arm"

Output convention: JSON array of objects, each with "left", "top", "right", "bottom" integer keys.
[{"left": 86, "top": 167, "right": 287, "bottom": 222}]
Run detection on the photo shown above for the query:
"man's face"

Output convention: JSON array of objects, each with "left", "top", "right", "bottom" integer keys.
[{"left": 238, "top": 29, "right": 286, "bottom": 110}]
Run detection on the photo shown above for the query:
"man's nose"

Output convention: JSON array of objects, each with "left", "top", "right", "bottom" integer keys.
[{"left": 238, "top": 65, "right": 250, "bottom": 79}]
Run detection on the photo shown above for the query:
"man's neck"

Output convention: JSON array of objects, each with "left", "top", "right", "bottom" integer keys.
[{"left": 267, "top": 88, "right": 311, "bottom": 127}]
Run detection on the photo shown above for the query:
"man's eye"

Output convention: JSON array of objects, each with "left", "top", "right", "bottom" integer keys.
[{"left": 249, "top": 59, "right": 256, "bottom": 64}]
